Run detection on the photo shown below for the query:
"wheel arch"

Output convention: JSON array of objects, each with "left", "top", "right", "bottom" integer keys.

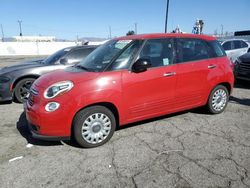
[
  {"left": 217, "top": 82, "right": 232, "bottom": 94},
  {"left": 71, "top": 102, "right": 120, "bottom": 136},
  {"left": 12, "top": 75, "right": 40, "bottom": 91}
]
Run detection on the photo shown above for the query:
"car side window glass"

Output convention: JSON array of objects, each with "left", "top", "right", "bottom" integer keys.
[
  {"left": 208, "top": 40, "right": 226, "bottom": 57},
  {"left": 176, "top": 38, "right": 210, "bottom": 63},
  {"left": 138, "top": 38, "right": 174, "bottom": 68},
  {"left": 241, "top": 41, "right": 248, "bottom": 48},
  {"left": 111, "top": 41, "right": 141, "bottom": 70},
  {"left": 65, "top": 48, "right": 94, "bottom": 64},
  {"left": 233, "top": 41, "right": 241, "bottom": 49},
  {"left": 222, "top": 42, "right": 232, "bottom": 51}
]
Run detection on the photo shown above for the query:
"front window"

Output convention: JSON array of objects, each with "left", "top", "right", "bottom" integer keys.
[
  {"left": 138, "top": 38, "right": 174, "bottom": 67},
  {"left": 77, "top": 39, "right": 135, "bottom": 72}
]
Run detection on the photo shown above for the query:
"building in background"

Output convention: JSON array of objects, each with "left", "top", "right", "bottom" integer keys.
[{"left": 13, "top": 36, "right": 56, "bottom": 42}]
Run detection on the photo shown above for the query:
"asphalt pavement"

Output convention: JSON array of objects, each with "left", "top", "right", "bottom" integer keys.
[{"left": 0, "top": 57, "right": 250, "bottom": 188}]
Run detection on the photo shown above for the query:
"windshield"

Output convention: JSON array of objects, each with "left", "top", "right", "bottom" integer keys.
[
  {"left": 77, "top": 39, "right": 133, "bottom": 72},
  {"left": 42, "top": 48, "right": 71, "bottom": 64}
]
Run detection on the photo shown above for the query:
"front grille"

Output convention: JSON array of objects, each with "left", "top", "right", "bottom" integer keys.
[
  {"left": 28, "top": 87, "right": 39, "bottom": 106},
  {"left": 30, "top": 88, "right": 39, "bottom": 96},
  {"left": 239, "top": 61, "right": 250, "bottom": 72},
  {"left": 27, "top": 96, "right": 34, "bottom": 106}
]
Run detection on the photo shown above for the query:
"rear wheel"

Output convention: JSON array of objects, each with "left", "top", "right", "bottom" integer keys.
[
  {"left": 14, "top": 78, "right": 36, "bottom": 103},
  {"left": 207, "top": 85, "right": 229, "bottom": 114},
  {"left": 73, "top": 106, "right": 116, "bottom": 148}
]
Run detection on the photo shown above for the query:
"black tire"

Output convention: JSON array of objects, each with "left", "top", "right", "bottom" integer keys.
[
  {"left": 73, "top": 106, "right": 116, "bottom": 148},
  {"left": 207, "top": 85, "right": 229, "bottom": 114},
  {"left": 14, "top": 78, "right": 36, "bottom": 103}
]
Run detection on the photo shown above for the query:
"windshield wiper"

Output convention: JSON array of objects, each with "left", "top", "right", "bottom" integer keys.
[{"left": 75, "top": 65, "right": 90, "bottom": 71}]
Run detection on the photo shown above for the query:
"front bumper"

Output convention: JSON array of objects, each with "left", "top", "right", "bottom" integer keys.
[
  {"left": 234, "top": 70, "right": 250, "bottom": 81},
  {"left": 24, "top": 98, "right": 73, "bottom": 140},
  {"left": 0, "top": 82, "right": 13, "bottom": 102},
  {"left": 28, "top": 122, "right": 70, "bottom": 141}
]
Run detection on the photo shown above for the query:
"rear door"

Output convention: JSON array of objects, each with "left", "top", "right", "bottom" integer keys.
[{"left": 174, "top": 38, "right": 212, "bottom": 110}]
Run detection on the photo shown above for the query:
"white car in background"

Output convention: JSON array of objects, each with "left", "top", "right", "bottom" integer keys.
[{"left": 220, "top": 39, "right": 250, "bottom": 62}]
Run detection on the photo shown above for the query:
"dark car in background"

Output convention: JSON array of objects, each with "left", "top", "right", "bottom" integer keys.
[
  {"left": 234, "top": 52, "right": 250, "bottom": 81},
  {"left": 0, "top": 45, "right": 98, "bottom": 103}
]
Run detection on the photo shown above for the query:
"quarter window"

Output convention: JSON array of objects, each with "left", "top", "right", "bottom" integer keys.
[
  {"left": 111, "top": 41, "right": 141, "bottom": 70},
  {"left": 241, "top": 41, "right": 248, "bottom": 48},
  {"left": 176, "top": 38, "right": 210, "bottom": 63},
  {"left": 138, "top": 38, "right": 174, "bottom": 68}
]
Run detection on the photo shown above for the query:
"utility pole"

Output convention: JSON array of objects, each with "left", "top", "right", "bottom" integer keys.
[
  {"left": 109, "top": 25, "right": 112, "bottom": 39},
  {"left": 18, "top": 20, "right": 23, "bottom": 36},
  {"left": 221, "top": 24, "right": 224, "bottom": 37},
  {"left": 134, "top": 23, "right": 137, "bottom": 34},
  {"left": 164, "top": 0, "right": 170, "bottom": 33},
  {"left": 0, "top": 24, "right": 4, "bottom": 42}
]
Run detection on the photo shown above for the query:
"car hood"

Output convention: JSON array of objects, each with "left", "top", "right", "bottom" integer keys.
[
  {"left": 34, "top": 67, "right": 100, "bottom": 89},
  {"left": 239, "top": 52, "right": 250, "bottom": 62},
  {"left": 0, "top": 59, "right": 44, "bottom": 74}
]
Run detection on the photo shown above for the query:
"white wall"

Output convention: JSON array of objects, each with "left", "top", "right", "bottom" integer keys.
[{"left": 0, "top": 42, "right": 77, "bottom": 56}]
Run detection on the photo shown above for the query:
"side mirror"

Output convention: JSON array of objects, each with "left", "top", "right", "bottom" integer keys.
[
  {"left": 132, "top": 57, "right": 151, "bottom": 73},
  {"left": 60, "top": 58, "right": 68, "bottom": 65}
]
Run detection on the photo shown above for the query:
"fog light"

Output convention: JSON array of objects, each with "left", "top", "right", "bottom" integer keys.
[{"left": 45, "top": 102, "right": 60, "bottom": 112}]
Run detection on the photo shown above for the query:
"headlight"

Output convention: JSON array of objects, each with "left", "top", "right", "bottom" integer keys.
[
  {"left": 0, "top": 76, "right": 10, "bottom": 83},
  {"left": 44, "top": 81, "right": 74, "bottom": 99},
  {"left": 235, "top": 57, "right": 242, "bottom": 65}
]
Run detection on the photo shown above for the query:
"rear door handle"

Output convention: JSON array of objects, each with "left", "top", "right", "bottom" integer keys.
[
  {"left": 163, "top": 72, "right": 176, "bottom": 77},
  {"left": 208, "top": 65, "right": 217, "bottom": 69}
]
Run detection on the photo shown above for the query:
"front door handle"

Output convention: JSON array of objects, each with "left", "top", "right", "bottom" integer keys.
[
  {"left": 163, "top": 72, "right": 176, "bottom": 77},
  {"left": 208, "top": 65, "right": 217, "bottom": 69}
]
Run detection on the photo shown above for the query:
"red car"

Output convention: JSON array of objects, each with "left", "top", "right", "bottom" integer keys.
[{"left": 25, "top": 33, "right": 234, "bottom": 148}]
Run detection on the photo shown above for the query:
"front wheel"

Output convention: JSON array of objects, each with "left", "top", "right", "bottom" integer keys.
[
  {"left": 14, "top": 78, "right": 36, "bottom": 103},
  {"left": 207, "top": 85, "right": 229, "bottom": 114},
  {"left": 73, "top": 106, "right": 116, "bottom": 148}
]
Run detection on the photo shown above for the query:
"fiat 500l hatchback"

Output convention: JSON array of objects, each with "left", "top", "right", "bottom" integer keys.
[{"left": 25, "top": 33, "right": 234, "bottom": 148}]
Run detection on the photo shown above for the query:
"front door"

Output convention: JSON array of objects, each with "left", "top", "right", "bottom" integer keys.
[{"left": 122, "top": 38, "right": 177, "bottom": 123}]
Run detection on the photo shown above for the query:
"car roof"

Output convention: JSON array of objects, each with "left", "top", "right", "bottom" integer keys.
[
  {"left": 220, "top": 39, "right": 249, "bottom": 43},
  {"left": 116, "top": 33, "right": 216, "bottom": 41}
]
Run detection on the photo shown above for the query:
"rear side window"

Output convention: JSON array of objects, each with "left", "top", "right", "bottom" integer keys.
[
  {"left": 208, "top": 40, "right": 226, "bottom": 57},
  {"left": 233, "top": 41, "right": 242, "bottom": 49},
  {"left": 241, "top": 41, "right": 248, "bottom": 48},
  {"left": 176, "top": 38, "right": 210, "bottom": 63}
]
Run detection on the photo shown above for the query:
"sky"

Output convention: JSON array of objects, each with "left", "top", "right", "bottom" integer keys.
[{"left": 0, "top": 0, "right": 249, "bottom": 40}]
